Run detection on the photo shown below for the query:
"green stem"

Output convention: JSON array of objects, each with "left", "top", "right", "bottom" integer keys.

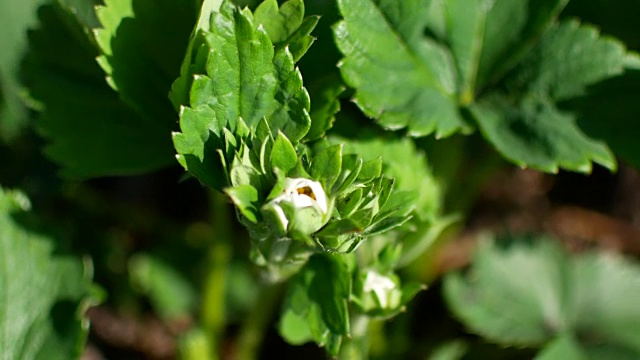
[
  {"left": 235, "top": 282, "right": 284, "bottom": 360},
  {"left": 200, "top": 190, "right": 233, "bottom": 359},
  {"left": 339, "top": 312, "right": 371, "bottom": 360}
]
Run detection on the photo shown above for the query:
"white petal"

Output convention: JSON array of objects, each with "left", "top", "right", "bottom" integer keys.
[
  {"left": 364, "top": 271, "right": 396, "bottom": 308},
  {"left": 273, "top": 204, "right": 289, "bottom": 231}
]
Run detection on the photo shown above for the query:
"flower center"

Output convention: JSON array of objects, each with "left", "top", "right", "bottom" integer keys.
[{"left": 296, "top": 186, "right": 316, "bottom": 200}]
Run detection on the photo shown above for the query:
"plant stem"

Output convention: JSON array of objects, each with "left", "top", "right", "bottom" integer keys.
[
  {"left": 234, "top": 282, "right": 284, "bottom": 360},
  {"left": 200, "top": 190, "right": 233, "bottom": 359},
  {"left": 339, "top": 312, "right": 371, "bottom": 360}
]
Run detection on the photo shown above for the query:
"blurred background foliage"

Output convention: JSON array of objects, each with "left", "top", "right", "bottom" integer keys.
[{"left": 1, "top": 0, "right": 640, "bottom": 359}]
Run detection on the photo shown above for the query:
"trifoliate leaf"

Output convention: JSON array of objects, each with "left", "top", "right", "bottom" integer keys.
[
  {"left": 444, "top": 239, "right": 572, "bottom": 346},
  {"left": 472, "top": 0, "right": 569, "bottom": 89},
  {"left": 334, "top": 0, "right": 467, "bottom": 137},
  {"left": 24, "top": 4, "right": 175, "bottom": 177},
  {"left": 0, "top": 188, "right": 95, "bottom": 359},
  {"left": 472, "top": 19, "right": 626, "bottom": 173},
  {"left": 335, "top": 1, "right": 629, "bottom": 174},
  {"left": 507, "top": 19, "right": 627, "bottom": 101},
  {"left": 444, "top": 236, "right": 640, "bottom": 356},
  {"left": 94, "top": 0, "right": 199, "bottom": 124},
  {"left": 472, "top": 95, "right": 615, "bottom": 173}
]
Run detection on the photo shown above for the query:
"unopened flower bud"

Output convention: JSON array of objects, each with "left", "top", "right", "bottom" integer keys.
[{"left": 263, "top": 178, "right": 331, "bottom": 236}]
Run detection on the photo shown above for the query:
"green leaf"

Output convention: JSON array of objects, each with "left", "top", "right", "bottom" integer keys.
[
  {"left": 536, "top": 336, "right": 588, "bottom": 360},
  {"left": 169, "top": 0, "right": 224, "bottom": 109},
  {"left": 428, "top": 0, "right": 493, "bottom": 105},
  {"left": 332, "top": 154, "right": 363, "bottom": 194},
  {"left": 270, "top": 131, "right": 298, "bottom": 174},
  {"left": 508, "top": 19, "right": 627, "bottom": 101},
  {"left": 335, "top": 135, "right": 440, "bottom": 222},
  {"left": 279, "top": 253, "right": 351, "bottom": 355},
  {"left": 310, "top": 144, "right": 343, "bottom": 189},
  {"left": 0, "top": 0, "right": 44, "bottom": 142},
  {"left": 334, "top": 0, "right": 466, "bottom": 137},
  {"left": 224, "top": 184, "right": 260, "bottom": 223},
  {"left": 24, "top": 4, "right": 175, "bottom": 177},
  {"left": 279, "top": 308, "right": 314, "bottom": 345},
  {"left": 472, "top": 20, "right": 626, "bottom": 173},
  {"left": 335, "top": 1, "right": 628, "bottom": 173},
  {"left": 316, "top": 218, "right": 362, "bottom": 238},
  {"left": 281, "top": 15, "right": 320, "bottom": 63},
  {"left": 472, "top": 95, "right": 616, "bottom": 173},
  {"left": 254, "top": 0, "right": 304, "bottom": 43},
  {"left": 429, "top": 340, "right": 468, "bottom": 360},
  {"left": 569, "top": 60, "right": 640, "bottom": 169},
  {"left": 305, "top": 75, "right": 345, "bottom": 141},
  {"left": 426, "top": 0, "right": 567, "bottom": 103},
  {"left": 473, "top": 0, "right": 569, "bottom": 89},
  {"left": 94, "top": 0, "right": 199, "bottom": 125},
  {"left": 174, "top": 0, "right": 315, "bottom": 186},
  {"left": 268, "top": 47, "right": 312, "bottom": 142},
  {"left": 357, "top": 157, "right": 382, "bottom": 183},
  {"left": 0, "top": 188, "right": 95, "bottom": 359},
  {"left": 129, "top": 254, "right": 197, "bottom": 321},
  {"left": 562, "top": 0, "right": 640, "bottom": 49},
  {"left": 444, "top": 236, "right": 640, "bottom": 355},
  {"left": 444, "top": 239, "right": 568, "bottom": 346},
  {"left": 195, "top": 0, "right": 277, "bottom": 130}
]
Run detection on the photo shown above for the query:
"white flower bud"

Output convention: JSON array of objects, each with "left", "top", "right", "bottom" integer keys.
[
  {"left": 265, "top": 178, "right": 329, "bottom": 234},
  {"left": 363, "top": 270, "right": 398, "bottom": 309}
]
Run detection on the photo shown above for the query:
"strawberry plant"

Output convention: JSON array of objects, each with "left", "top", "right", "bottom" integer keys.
[{"left": 1, "top": 0, "right": 640, "bottom": 358}]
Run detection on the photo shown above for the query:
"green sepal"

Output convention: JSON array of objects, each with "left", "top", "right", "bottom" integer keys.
[
  {"left": 310, "top": 144, "right": 343, "bottom": 189},
  {"left": 357, "top": 157, "right": 383, "bottom": 183},
  {"left": 316, "top": 218, "right": 362, "bottom": 239},
  {"left": 282, "top": 15, "right": 320, "bottom": 62},
  {"left": 332, "top": 154, "right": 363, "bottom": 195},
  {"left": 336, "top": 188, "right": 364, "bottom": 218},
  {"left": 271, "top": 131, "right": 298, "bottom": 174},
  {"left": 224, "top": 184, "right": 260, "bottom": 223},
  {"left": 364, "top": 215, "right": 412, "bottom": 237}
]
